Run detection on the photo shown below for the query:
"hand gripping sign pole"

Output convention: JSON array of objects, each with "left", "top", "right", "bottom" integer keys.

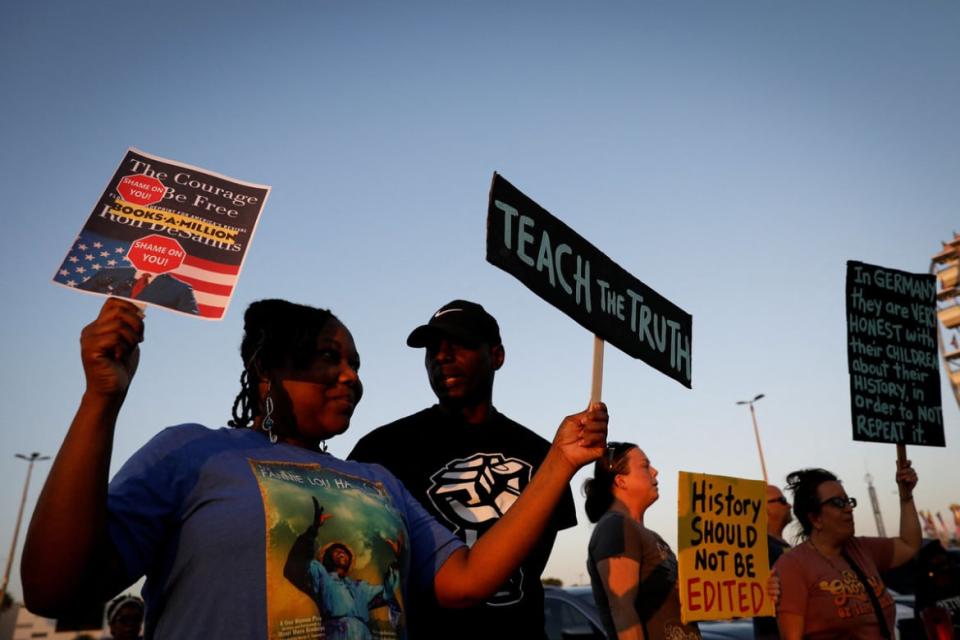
[
  {"left": 486, "top": 173, "right": 692, "bottom": 403},
  {"left": 896, "top": 443, "right": 908, "bottom": 499}
]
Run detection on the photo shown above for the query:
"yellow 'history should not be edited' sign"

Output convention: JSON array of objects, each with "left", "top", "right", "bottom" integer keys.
[{"left": 677, "top": 471, "right": 774, "bottom": 623}]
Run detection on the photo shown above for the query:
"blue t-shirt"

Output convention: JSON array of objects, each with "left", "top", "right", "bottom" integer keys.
[{"left": 107, "top": 424, "right": 463, "bottom": 639}]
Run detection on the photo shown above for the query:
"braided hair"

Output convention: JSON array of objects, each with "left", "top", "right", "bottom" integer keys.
[
  {"left": 228, "top": 299, "right": 335, "bottom": 429},
  {"left": 582, "top": 441, "right": 637, "bottom": 523},
  {"left": 785, "top": 468, "right": 839, "bottom": 541}
]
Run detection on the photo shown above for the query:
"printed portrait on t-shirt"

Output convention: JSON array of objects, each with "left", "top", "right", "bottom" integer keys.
[{"left": 251, "top": 460, "right": 409, "bottom": 640}]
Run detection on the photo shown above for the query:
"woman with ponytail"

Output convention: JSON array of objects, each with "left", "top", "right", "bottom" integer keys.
[{"left": 584, "top": 442, "right": 700, "bottom": 640}]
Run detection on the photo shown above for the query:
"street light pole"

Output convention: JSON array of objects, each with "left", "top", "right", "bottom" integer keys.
[
  {"left": 736, "top": 394, "right": 769, "bottom": 485},
  {"left": 1, "top": 452, "right": 50, "bottom": 604}
]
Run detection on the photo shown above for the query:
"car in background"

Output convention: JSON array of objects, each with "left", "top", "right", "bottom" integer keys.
[
  {"left": 544, "top": 585, "right": 755, "bottom": 640},
  {"left": 544, "top": 545, "right": 960, "bottom": 639}
]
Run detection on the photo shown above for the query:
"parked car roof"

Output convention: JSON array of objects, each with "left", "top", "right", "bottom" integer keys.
[{"left": 544, "top": 586, "right": 755, "bottom": 640}]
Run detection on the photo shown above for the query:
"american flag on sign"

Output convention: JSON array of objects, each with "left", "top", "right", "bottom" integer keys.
[
  {"left": 171, "top": 249, "right": 239, "bottom": 319},
  {"left": 53, "top": 232, "right": 131, "bottom": 288},
  {"left": 53, "top": 231, "right": 239, "bottom": 319}
]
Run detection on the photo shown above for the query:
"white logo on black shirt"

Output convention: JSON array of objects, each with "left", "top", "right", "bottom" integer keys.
[{"left": 427, "top": 452, "right": 532, "bottom": 605}]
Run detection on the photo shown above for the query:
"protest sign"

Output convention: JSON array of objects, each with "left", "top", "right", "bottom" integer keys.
[
  {"left": 677, "top": 471, "right": 773, "bottom": 623},
  {"left": 846, "top": 261, "right": 944, "bottom": 446},
  {"left": 486, "top": 173, "right": 692, "bottom": 387},
  {"left": 53, "top": 148, "right": 270, "bottom": 320}
]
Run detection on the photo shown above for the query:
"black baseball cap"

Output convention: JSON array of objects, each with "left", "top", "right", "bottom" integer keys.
[{"left": 406, "top": 300, "right": 502, "bottom": 348}]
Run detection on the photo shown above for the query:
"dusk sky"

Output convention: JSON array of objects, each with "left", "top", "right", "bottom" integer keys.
[{"left": 1, "top": 1, "right": 958, "bottom": 597}]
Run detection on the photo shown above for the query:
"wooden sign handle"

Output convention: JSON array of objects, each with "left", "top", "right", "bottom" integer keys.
[
  {"left": 896, "top": 443, "right": 907, "bottom": 465},
  {"left": 896, "top": 443, "right": 909, "bottom": 499},
  {"left": 590, "top": 336, "right": 604, "bottom": 404}
]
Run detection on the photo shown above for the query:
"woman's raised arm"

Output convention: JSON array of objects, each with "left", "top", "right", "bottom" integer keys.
[
  {"left": 433, "top": 403, "right": 607, "bottom": 607},
  {"left": 21, "top": 299, "right": 143, "bottom": 615},
  {"left": 890, "top": 457, "right": 921, "bottom": 568}
]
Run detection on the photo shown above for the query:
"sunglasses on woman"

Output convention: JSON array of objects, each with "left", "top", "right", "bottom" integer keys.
[
  {"left": 605, "top": 443, "right": 620, "bottom": 468},
  {"left": 605, "top": 442, "right": 632, "bottom": 471},
  {"left": 820, "top": 496, "right": 857, "bottom": 509}
]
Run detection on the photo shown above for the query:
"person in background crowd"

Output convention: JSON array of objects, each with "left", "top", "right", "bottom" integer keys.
[
  {"left": 105, "top": 594, "right": 143, "bottom": 640},
  {"left": 349, "top": 299, "right": 577, "bottom": 639},
  {"left": 754, "top": 484, "right": 793, "bottom": 640},
  {"left": 583, "top": 442, "right": 701, "bottom": 640},
  {"left": 914, "top": 540, "right": 960, "bottom": 639},
  {"left": 774, "top": 462, "right": 921, "bottom": 640},
  {"left": 20, "top": 298, "right": 607, "bottom": 639}
]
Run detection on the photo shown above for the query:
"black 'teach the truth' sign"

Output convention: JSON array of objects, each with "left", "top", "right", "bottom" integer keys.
[
  {"left": 846, "top": 260, "right": 944, "bottom": 446},
  {"left": 486, "top": 173, "right": 693, "bottom": 388}
]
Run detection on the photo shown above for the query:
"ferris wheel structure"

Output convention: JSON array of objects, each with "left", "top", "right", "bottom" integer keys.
[{"left": 932, "top": 232, "right": 960, "bottom": 409}]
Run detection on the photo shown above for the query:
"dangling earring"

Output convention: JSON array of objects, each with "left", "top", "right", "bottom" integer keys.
[
  {"left": 319, "top": 440, "right": 328, "bottom": 453},
  {"left": 263, "top": 382, "right": 278, "bottom": 444}
]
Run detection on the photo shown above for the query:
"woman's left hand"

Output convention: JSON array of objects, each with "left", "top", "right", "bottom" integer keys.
[
  {"left": 551, "top": 402, "right": 608, "bottom": 472},
  {"left": 767, "top": 570, "right": 781, "bottom": 609},
  {"left": 895, "top": 458, "right": 918, "bottom": 496}
]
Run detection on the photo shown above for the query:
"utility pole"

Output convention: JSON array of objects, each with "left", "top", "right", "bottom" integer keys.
[
  {"left": 2, "top": 452, "right": 50, "bottom": 603},
  {"left": 865, "top": 473, "right": 887, "bottom": 537},
  {"left": 736, "top": 394, "right": 768, "bottom": 485}
]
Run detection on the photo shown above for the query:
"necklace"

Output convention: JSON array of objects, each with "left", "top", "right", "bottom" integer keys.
[{"left": 808, "top": 539, "right": 846, "bottom": 573}]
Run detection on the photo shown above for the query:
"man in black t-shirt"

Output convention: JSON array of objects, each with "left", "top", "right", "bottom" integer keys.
[{"left": 349, "top": 299, "right": 577, "bottom": 640}]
